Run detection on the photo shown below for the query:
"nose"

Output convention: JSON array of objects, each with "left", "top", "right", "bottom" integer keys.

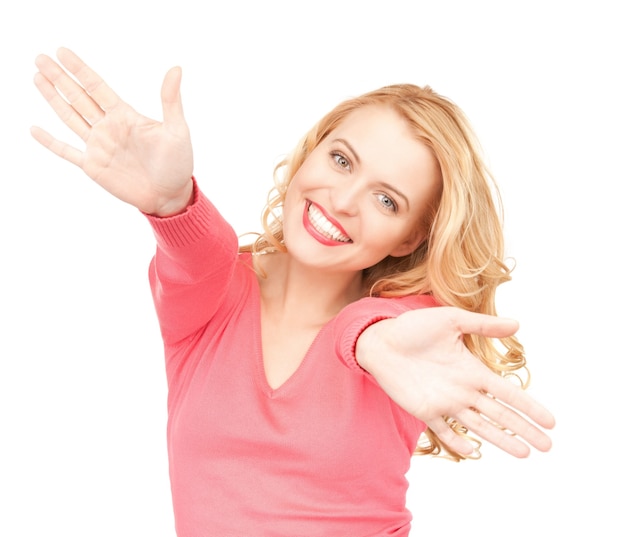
[{"left": 329, "top": 178, "right": 361, "bottom": 216}]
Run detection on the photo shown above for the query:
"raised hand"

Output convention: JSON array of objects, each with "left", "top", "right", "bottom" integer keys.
[
  {"left": 356, "top": 307, "right": 555, "bottom": 458},
  {"left": 31, "top": 48, "right": 194, "bottom": 216}
]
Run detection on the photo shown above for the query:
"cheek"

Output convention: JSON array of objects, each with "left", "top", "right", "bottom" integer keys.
[
  {"left": 284, "top": 169, "right": 307, "bottom": 201},
  {"left": 281, "top": 184, "right": 305, "bottom": 238},
  {"left": 282, "top": 174, "right": 302, "bottom": 209}
]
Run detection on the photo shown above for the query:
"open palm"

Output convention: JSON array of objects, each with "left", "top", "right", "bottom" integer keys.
[
  {"left": 357, "top": 307, "right": 555, "bottom": 458},
  {"left": 31, "top": 48, "right": 194, "bottom": 216}
]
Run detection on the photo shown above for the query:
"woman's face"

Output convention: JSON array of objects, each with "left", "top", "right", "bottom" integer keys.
[{"left": 282, "top": 104, "right": 441, "bottom": 274}]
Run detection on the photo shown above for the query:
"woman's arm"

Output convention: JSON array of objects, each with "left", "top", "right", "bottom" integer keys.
[
  {"left": 32, "top": 48, "right": 238, "bottom": 343},
  {"left": 146, "top": 183, "right": 239, "bottom": 344}
]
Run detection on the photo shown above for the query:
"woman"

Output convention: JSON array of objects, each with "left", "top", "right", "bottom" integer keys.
[{"left": 31, "top": 48, "right": 554, "bottom": 536}]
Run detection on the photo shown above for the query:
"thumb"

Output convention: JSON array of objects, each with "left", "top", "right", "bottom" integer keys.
[
  {"left": 452, "top": 308, "right": 519, "bottom": 338},
  {"left": 161, "top": 66, "right": 185, "bottom": 126}
]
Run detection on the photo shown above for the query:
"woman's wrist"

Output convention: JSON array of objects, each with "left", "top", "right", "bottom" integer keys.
[
  {"left": 150, "top": 179, "right": 195, "bottom": 217},
  {"left": 355, "top": 318, "right": 394, "bottom": 374}
]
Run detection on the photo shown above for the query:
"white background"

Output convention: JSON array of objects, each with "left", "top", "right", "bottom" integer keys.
[{"left": 1, "top": 1, "right": 624, "bottom": 535}]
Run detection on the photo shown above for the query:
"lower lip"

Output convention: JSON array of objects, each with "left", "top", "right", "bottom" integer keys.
[{"left": 302, "top": 202, "right": 348, "bottom": 247}]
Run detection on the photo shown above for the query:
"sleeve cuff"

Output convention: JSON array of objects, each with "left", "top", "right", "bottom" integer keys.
[
  {"left": 333, "top": 295, "right": 439, "bottom": 374},
  {"left": 144, "top": 178, "right": 216, "bottom": 249},
  {"left": 337, "top": 312, "right": 395, "bottom": 373}
]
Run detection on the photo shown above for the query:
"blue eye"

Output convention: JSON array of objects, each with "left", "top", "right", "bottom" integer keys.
[{"left": 377, "top": 193, "right": 398, "bottom": 212}]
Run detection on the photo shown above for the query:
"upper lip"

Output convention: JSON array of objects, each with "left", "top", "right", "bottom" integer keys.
[{"left": 307, "top": 200, "right": 352, "bottom": 241}]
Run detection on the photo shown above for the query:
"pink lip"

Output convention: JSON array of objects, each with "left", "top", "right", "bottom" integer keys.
[{"left": 302, "top": 201, "right": 351, "bottom": 247}]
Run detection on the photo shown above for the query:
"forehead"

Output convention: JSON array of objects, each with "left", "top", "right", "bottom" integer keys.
[
  {"left": 330, "top": 104, "right": 412, "bottom": 139},
  {"left": 323, "top": 104, "right": 432, "bottom": 169}
]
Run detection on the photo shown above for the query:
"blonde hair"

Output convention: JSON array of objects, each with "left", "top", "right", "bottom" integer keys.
[{"left": 241, "top": 84, "right": 527, "bottom": 461}]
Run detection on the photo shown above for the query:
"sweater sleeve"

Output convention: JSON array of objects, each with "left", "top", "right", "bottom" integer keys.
[
  {"left": 332, "top": 294, "right": 439, "bottom": 373},
  {"left": 146, "top": 180, "right": 239, "bottom": 345}
]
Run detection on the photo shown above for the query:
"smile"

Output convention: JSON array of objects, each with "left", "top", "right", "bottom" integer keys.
[{"left": 305, "top": 201, "right": 352, "bottom": 244}]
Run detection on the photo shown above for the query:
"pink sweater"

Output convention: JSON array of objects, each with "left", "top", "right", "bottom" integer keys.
[{"left": 146, "top": 184, "right": 436, "bottom": 536}]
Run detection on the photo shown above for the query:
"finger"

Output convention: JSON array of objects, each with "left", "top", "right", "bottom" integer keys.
[
  {"left": 161, "top": 66, "right": 185, "bottom": 127},
  {"left": 449, "top": 307, "right": 520, "bottom": 339},
  {"left": 456, "top": 407, "right": 531, "bottom": 458},
  {"left": 427, "top": 417, "right": 475, "bottom": 457},
  {"left": 30, "top": 126, "right": 83, "bottom": 167},
  {"left": 55, "top": 47, "right": 122, "bottom": 112},
  {"left": 33, "top": 72, "right": 91, "bottom": 141},
  {"left": 484, "top": 375, "right": 556, "bottom": 430},
  {"left": 472, "top": 392, "right": 553, "bottom": 452},
  {"left": 35, "top": 53, "right": 104, "bottom": 125}
]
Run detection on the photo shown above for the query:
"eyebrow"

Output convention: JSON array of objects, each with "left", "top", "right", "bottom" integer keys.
[
  {"left": 332, "top": 137, "right": 410, "bottom": 209},
  {"left": 332, "top": 138, "right": 361, "bottom": 166}
]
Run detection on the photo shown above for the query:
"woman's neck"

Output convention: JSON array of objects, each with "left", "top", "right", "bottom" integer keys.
[{"left": 255, "top": 252, "right": 364, "bottom": 326}]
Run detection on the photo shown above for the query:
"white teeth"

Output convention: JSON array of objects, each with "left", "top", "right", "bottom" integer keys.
[{"left": 308, "top": 204, "right": 351, "bottom": 243}]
